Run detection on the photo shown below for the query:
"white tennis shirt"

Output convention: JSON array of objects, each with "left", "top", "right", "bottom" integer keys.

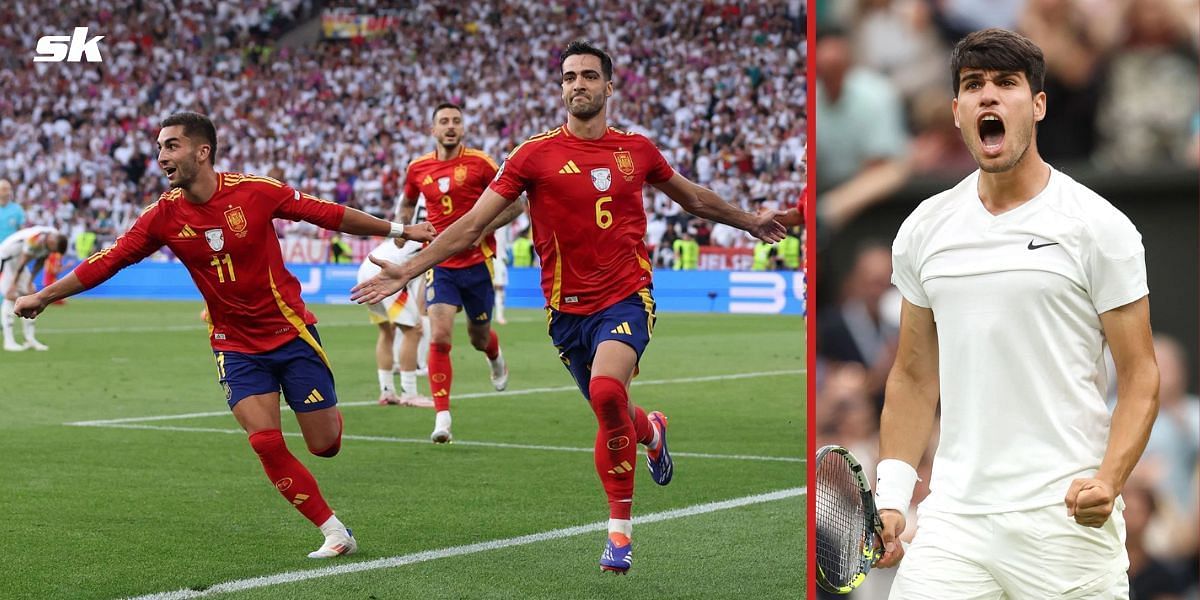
[{"left": 891, "top": 167, "right": 1148, "bottom": 513}]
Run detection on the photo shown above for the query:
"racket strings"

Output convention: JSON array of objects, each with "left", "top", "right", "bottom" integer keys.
[{"left": 816, "top": 451, "right": 871, "bottom": 587}]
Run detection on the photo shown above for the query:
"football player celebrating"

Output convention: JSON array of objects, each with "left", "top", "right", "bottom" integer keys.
[
  {"left": 354, "top": 41, "right": 786, "bottom": 573},
  {"left": 14, "top": 112, "right": 436, "bottom": 559}
]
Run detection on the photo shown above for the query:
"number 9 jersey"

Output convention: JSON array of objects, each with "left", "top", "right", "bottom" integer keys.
[
  {"left": 488, "top": 126, "right": 674, "bottom": 315},
  {"left": 72, "top": 173, "right": 346, "bottom": 354},
  {"left": 403, "top": 146, "right": 499, "bottom": 270}
]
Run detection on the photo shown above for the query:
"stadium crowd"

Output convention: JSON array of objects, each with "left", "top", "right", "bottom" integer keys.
[{"left": 0, "top": 0, "right": 805, "bottom": 264}]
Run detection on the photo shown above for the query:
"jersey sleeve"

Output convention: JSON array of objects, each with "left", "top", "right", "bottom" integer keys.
[
  {"left": 643, "top": 138, "right": 675, "bottom": 184},
  {"left": 1084, "top": 206, "right": 1148, "bottom": 313},
  {"left": 891, "top": 214, "right": 930, "bottom": 308},
  {"left": 403, "top": 164, "right": 420, "bottom": 202},
  {"left": 269, "top": 183, "right": 346, "bottom": 230},
  {"left": 488, "top": 144, "right": 534, "bottom": 202},
  {"left": 72, "top": 203, "right": 165, "bottom": 289}
]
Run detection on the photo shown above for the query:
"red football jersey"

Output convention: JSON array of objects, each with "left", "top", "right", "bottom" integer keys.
[
  {"left": 73, "top": 173, "right": 346, "bottom": 354},
  {"left": 404, "top": 146, "right": 499, "bottom": 269},
  {"left": 489, "top": 125, "right": 674, "bottom": 314}
]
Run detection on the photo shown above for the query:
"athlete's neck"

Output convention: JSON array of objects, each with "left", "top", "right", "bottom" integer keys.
[
  {"left": 181, "top": 169, "right": 220, "bottom": 204},
  {"left": 977, "top": 151, "right": 1050, "bottom": 216},
  {"left": 436, "top": 144, "right": 462, "bottom": 161},
  {"left": 567, "top": 113, "right": 608, "bottom": 140}
]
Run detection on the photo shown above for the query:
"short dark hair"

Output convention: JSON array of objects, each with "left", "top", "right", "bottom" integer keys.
[
  {"left": 160, "top": 112, "right": 218, "bottom": 164},
  {"left": 432, "top": 102, "right": 462, "bottom": 120},
  {"left": 950, "top": 28, "right": 1045, "bottom": 96},
  {"left": 559, "top": 40, "right": 613, "bottom": 81},
  {"left": 51, "top": 233, "right": 68, "bottom": 254}
]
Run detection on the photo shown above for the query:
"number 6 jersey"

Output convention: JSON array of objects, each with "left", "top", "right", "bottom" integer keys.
[
  {"left": 72, "top": 173, "right": 346, "bottom": 353},
  {"left": 489, "top": 125, "right": 674, "bottom": 314}
]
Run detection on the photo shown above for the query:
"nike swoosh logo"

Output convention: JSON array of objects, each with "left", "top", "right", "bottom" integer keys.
[{"left": 1027, "top": 240, "right": 1060, "bottom": 250}]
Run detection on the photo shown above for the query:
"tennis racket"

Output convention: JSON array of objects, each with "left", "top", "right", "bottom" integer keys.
[{"left": 815, "top": 444, "right": 884, "bottom": 594}]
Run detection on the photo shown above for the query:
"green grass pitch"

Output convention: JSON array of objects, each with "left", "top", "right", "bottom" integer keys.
[{"left": 2, "top": 299, "right": 805, "bottom": 599}]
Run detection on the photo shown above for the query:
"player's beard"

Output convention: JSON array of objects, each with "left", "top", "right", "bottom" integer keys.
[
  {"left": 967, "top": 116, "right": 1035, "bottom": 174},
  {"left": 170, "top": 157, "right": 199, "bottom": 189},
  {"left": 567, "top": 93, "right": 605, "bottom": 120}
]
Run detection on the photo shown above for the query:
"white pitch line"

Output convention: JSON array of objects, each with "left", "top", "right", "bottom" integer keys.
[
  {"left": 123, "top": 486, "right": 806, "bottom": 600},
  {"left": 73, "top": 423, "right": 805, "bottom": 464},
  {"left": 64, "top": 369, "right": 805, "bottom": 426},
  {"left": 35, "top": 316, "right": 547, "bottom": 335}
]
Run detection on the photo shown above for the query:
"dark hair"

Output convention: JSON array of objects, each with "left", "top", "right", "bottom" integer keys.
[
  {"left": 432, "top": 102, "right": 463, "bottom": 120},
  {"left": 950, "top": 28, "right": 1045, "bottom": 96},
  {"left": 160, "top": 112, "right": 218, "bottom": 164},
  {"left": 559, "top": 40, "right": 613, "bottom": 81},
  {"left": 52, "top": 233, "right": 68, "bottom": 254}
]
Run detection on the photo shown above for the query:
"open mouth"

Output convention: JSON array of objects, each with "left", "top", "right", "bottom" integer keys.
[
  {"left": 978, "top": 114, "right": 1005, "bottom": 155},
  {"left": 164, "top": 166, "right": 178, "bottom": 178}
]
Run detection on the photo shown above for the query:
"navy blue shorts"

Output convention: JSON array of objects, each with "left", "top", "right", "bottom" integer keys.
[
  {"left": 548, "top": 287, "right": 656, "bottom": 400},
  {"left": 213, "top": 325, "right": 338, "bottom": 413},
  {"left": 426, "top": 262, "right": 495, "bottom": 324}
]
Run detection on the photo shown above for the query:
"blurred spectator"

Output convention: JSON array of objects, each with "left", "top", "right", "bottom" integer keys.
[
  {"left": 1141, "top": 335, "right": 1200, "bottom": 510},
  {"left": 817, "top": 242, "right": 897, "bottom": 401},
  {"left": 1124, "top": 476, "right": 1193, "bottom": 600},
  {"left": 672, "top": 231, "right": 699, "bottom": 271},
  {"left": 814, "top": 26, "right": 910, "bottom": 231},
  {"left": 0, "top": 179, "right": 24, "bottom": 241},
  {"left": 1017, "top": 0, "right": 1109, "bottom": 163},
  {"left": 1095, "top": 0, "right": 1200, "bottom": 170}
]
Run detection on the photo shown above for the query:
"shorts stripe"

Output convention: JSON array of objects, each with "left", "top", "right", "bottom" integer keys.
[
  {"left": 637, "top": 287, "right": 656, "bottom": 337},
  {"left": 268, "top": 271, "right": 332, "bottom": 370}
]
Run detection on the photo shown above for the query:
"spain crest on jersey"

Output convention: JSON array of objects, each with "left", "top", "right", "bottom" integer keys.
[
  {"left": 591, "top": 168, "right": 612, "bottom": 192},
  {"left": 453, "top": 164, "right": 468, "bottom": 185},
  {"left": 613, "top": 151, "right": 635, "bottom": 175},
  {"left": 437, "top": 176, "right": 451, "bottom": 193},
  {"left": 224, "top": 206, "right": 247, "bottom": 233}
]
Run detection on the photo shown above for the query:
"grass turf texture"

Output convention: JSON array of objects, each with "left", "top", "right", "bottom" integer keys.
[{"left": 2, "top": 299, "right": 805, "bottom": 599}]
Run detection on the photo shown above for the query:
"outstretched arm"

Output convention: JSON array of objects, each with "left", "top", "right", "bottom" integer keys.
[
  {"left": 1065, "top": 296, "right": 1158, "bottom": 527},
  {"left": 351, "top": 189, "right": 513, "bottom": 304},
  {"left": 337, "top": 206, "right": 435, "bottom": 242},
  {"left": 13, "top": 271, "right": 86, "bottom": 318},
  {"left": 652, "top": 173, "right": 786, "bottom": 243},
  {"left": 875, "top": 299, "right": 940, "bottom": 568}
]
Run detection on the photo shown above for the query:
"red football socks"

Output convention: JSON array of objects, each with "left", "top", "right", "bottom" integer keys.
[
  {"left": 632, "top": 405, "right": 653, "bottom": 446},
  {"left": 248, "top": 429, "right": 334, "bottom": 526},
  {"left": 310, "top": 409, "right": 343, "bottom": 458},
  {"left": 485, "top": 330, "right": 500, "bottom": 361},
  {"left": 429, "top": 342, "right": 453, "bottom": 412},
  {"left": 589, "top": 376, "right": 636, "bottom": 520}
]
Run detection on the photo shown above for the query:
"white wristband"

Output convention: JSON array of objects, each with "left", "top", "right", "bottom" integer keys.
[
  {"left": 875, "top": 459, "right": 920, "bottom": 513},
  {"left": 386, "top": 222, "right": 406, "bottom": 240}
]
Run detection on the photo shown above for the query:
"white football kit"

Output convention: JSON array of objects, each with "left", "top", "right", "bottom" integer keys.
[
  {"left": 888, "top": 167, "right": 1147, "bottom": 599},
  {"left": 0, "top": 226, "right": 58, "bottom": 295},
  {"left": 357, "top": 239, "right": 423, "bottom": 327}
]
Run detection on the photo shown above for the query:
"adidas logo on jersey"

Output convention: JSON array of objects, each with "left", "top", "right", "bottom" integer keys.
[
  {"left": 558, "top": 160, "right": 581, "bottom": 174},
  {"left": 610, "top": 322, "right": 632, "bottom": 335},
  {"left": 422, "top": 175, "right": 434, "bottom": 185},
  {"left": 177, "top": 224, "right": 197, "bottom": 238}
]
